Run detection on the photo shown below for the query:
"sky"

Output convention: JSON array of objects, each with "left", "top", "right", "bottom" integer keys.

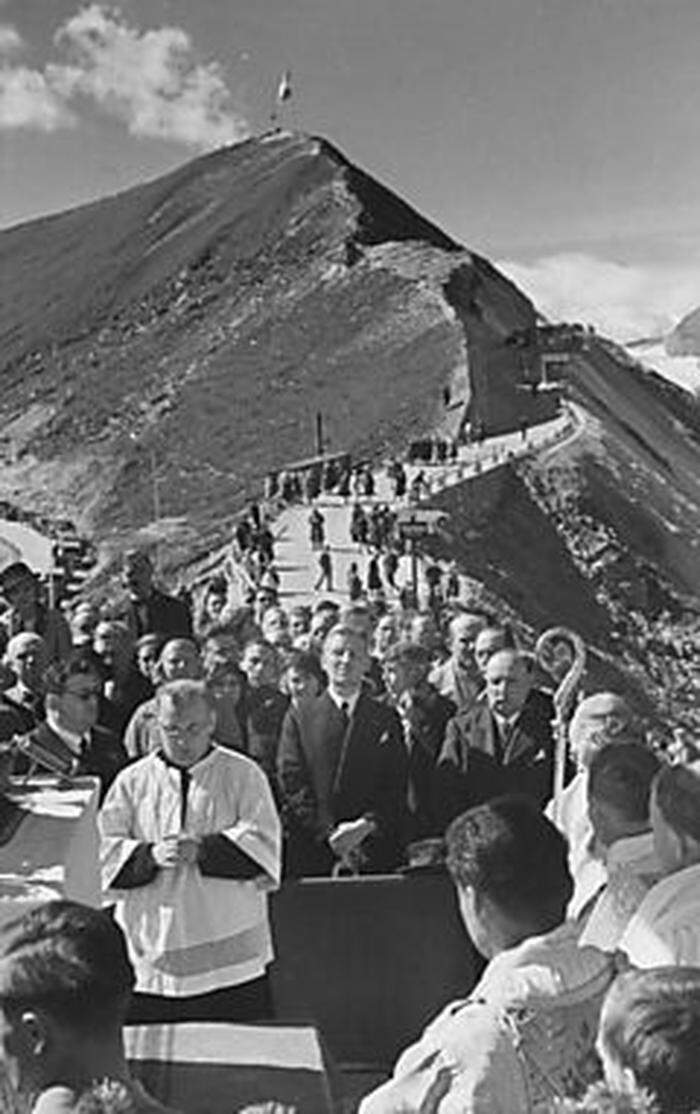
[{"left": 1, "top": 0, "right": 700, "bottom": 341}]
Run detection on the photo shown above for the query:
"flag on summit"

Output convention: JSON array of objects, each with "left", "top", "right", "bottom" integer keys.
[{"left": 277, "top": 70, "right": 292, "bottom": 103}]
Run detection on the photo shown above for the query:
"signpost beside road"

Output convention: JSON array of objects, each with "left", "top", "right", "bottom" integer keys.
[{"left": 395, "top": 509, "right": 448, "bottom": 602}]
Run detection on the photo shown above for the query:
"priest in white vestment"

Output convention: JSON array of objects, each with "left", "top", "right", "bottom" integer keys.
[
  {"left": 545, "top": 692, "right": 638, "bottom": 917},
  {"left": 620, "top": 760, "right": 700, "bottom": 968},
  {"left": 578, "top": 742, "right": 661, "bottom": 952},
  {"left": 100, "top": 679, "right": 281, "bottom": 1023}
]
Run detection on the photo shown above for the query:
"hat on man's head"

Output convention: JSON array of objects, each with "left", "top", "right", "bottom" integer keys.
[{"left": 0, "top": 561, "right": 36, "bottom": 593}]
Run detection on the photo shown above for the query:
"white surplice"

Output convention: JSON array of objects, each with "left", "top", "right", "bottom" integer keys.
[
  {"left": 100, "top": 746, "right": 281, "bottom": 997},
  {"left": 619, "top": 861, "right": 700, "bottom": 968},
  {"left": 578, "top": 831, "right": 660, "bottom": 953}
]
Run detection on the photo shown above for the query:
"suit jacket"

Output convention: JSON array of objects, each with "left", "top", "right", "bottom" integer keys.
[
  {"left": 277, "top": 690, "right": 408, "bottom": 877},
  {"left": 0, "top": 685, "right": 43, "bottom": 741},
  {"left": 17, "top": 721, "right": 128, "bottom": 802},
  {"left": 244, "top": 684, "right": 289, "bottom": 784},
  {"left": 434, "top": 688, "right": 557, "bottom": 832},
  {"left": 120, "top": 589, "right": 193, "bottom": 641},
  {"left": 381, "top": 684, "right": 455, "bottom": 842},
  {"left": 99, "top": 668, "right": 153, "bottom": 740}
]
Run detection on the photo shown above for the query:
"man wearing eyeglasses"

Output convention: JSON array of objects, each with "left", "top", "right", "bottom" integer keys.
[
  {"left": 100, "top": 679, "right": 281, "bottom": 1024},
  {"left": 18, "top": 649, "right": 128, "bottom": 801}
]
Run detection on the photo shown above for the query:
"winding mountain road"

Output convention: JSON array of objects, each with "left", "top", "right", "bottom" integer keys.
[{"left": 269, "top": 403, "right": 583, "bottom": 610}]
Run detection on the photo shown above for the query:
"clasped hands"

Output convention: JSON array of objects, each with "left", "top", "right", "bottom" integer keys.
[
  {"left": 328, "top": 816, "right": 376, "bottom": 861},
  {"left": 152, "top": 834, "right": 200, "bottom": 869}
]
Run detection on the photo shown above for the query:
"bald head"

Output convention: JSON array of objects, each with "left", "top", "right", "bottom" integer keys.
[
  {"left": 569, "top": 692, "right": 636, "bottom": 768},
  {"left": 485, "top": 650, "right": 533, "bottom": 718},
  {"left": 156, "top": 680, "right": 216, "bottom": 768}
]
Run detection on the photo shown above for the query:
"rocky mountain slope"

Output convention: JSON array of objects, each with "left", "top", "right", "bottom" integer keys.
[
  {"left": 0, "top": 130, "right": 547, "bottom": 557},
  {"left": 1, "top": 130, "right": 698, "bottom": 733}
]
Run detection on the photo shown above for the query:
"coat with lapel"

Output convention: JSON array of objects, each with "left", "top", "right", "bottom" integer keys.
[
  {"left": 277, "top": 690, "right": 408, "bottom": 876},
  {"left": 434, "top": 688, "right": 557, "bottom": 832},
  {"left": 17, "top": 721, "right": 128, "bottom": 802}
]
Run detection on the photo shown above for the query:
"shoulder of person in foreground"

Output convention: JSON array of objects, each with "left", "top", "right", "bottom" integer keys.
[{"left": 359, "top": 997, "right": 528, "bottom": 1114}]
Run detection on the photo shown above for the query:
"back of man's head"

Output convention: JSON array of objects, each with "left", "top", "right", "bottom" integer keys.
[
  {"left": 446, "top": 795, "right": 573, "bottom": 938},
  {"left": 0, "top": 901, "right": 135, "bottom": 1036},
  {"left": 588, "top": 743, "right": 660, "bottom": 847},
  {"left": 569, "top": 691, "right": 637, "bottom": 768},
  {"left": 599, "top": 967, "right": 700, "bottom": 1114},
  {"left": 653, "top": 761, "right": 700, "bottom": 846}
]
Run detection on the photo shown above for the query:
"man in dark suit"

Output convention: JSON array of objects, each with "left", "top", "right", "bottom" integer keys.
[
  {"left": 119, "top": 550, "right": 192, "bottom": 642},
  {"left": 92, "top": 618, "right": 152, "bottom": 739},
  {"left": 18, "top": 649, "right": 128, "bottom": 801},
  {"left": 381, "top": 641, "right": 455, "bottom": 841},
  {"left": 434, "top": 649, "right": 557, "bottom": 832},
  {"left": 277, "top": 624, "right": 408, "bottom": 877}
]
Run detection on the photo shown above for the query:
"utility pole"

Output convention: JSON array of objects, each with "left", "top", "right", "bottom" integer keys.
[
  {"left": 150, "top": 449, "right": 161, "bottom": 522},
  {"left": 410, "top": 538, "right": 419, "bottom": 606}
]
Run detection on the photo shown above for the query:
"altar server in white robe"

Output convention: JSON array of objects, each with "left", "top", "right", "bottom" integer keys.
[
  {"left": 620, "top": 760, "right": 700, "bottom": 969},
  {"left": 99, "top": 678, "right": 281, "bottom": 1024}
]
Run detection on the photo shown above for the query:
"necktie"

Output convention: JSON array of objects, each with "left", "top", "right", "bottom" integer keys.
[{"left": 340, "top": 701, "right": 350, "bottom": 728}]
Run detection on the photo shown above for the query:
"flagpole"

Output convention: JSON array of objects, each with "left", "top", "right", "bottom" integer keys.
[{"left": 270, "top": 69, "right": 292, "bottom": 130}]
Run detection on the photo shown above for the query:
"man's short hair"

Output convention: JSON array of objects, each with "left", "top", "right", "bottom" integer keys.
[
  {"left": 312, "top": 599, "right": 340, "bottom": 618},
  {"left": 4, "top": 632, "right": 46, "bottom": 661},
  {"left": 446, "top": 796, "right": 573, "bottom": 930},
  {"left": 283, "top": 649, "right": 326, "bottom": 687},
  {"left": 44, "top": 649, "right": 104, "bottom": 696},
  {"left": 588, "top": 743, "right": 660, "bottom": 825},
  {"left": 289, "top": 605, "right": 311, "bottom": 626},
  {"left": 600, "top": 967, "right": 700, "bottom": 1113},
  {"left": 323, "top": 623, "right": 369, "bottom": 652},
  {"left": 382, "top": 640, "right": 432, "bottom": 672},
  {"left": 0, "top": 561, "right": 36, "bottom": 595},
  {"left": 654, "top": 761, "right": 700, "bottom": 844},
  {"left": 0, "top": 901, "right": 135, "bottom": 1033},
  {"left": 136, "top": 632, "right": 164, "bottom": 655},
  {"left": 155, "top": 678, "right": 215, "bottom": 716},
  {"left": 474, "top": 624, "right": 516, "bottom": 650}
]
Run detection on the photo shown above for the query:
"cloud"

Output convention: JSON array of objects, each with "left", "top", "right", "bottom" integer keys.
[
  {"left": 0, "top": 65, "right": 76, "bottom": 130},
  {"left": 0, "top": 3, "right": 249, "bottom": 148},
  {"left": 0, "top": 23, "right": 23, "bottom": 54},
  {"left": 498, "top": 253, "right": 700, "bottom": 342}
]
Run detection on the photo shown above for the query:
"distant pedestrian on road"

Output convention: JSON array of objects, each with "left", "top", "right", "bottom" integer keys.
[
  {"left": 382, "top": 549, "right": 399, "bottom": 590},
  {"left": 393, "top": 464, "right": 407, "bottom": 500},
  {"left": 445, "top": 560, "right": 460, "bottom": 601},
  {"left": 315, "top": 545, "right": 334, "bottom": 593},
  {"left": 347, "top": 562, "right": 363, "bottom": 602},
  {"left": 308, "top": 508, "right": 325, "bottom": 550},
  {"left": 366, "top": 553, "right": 383, "bottom": 595}
]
